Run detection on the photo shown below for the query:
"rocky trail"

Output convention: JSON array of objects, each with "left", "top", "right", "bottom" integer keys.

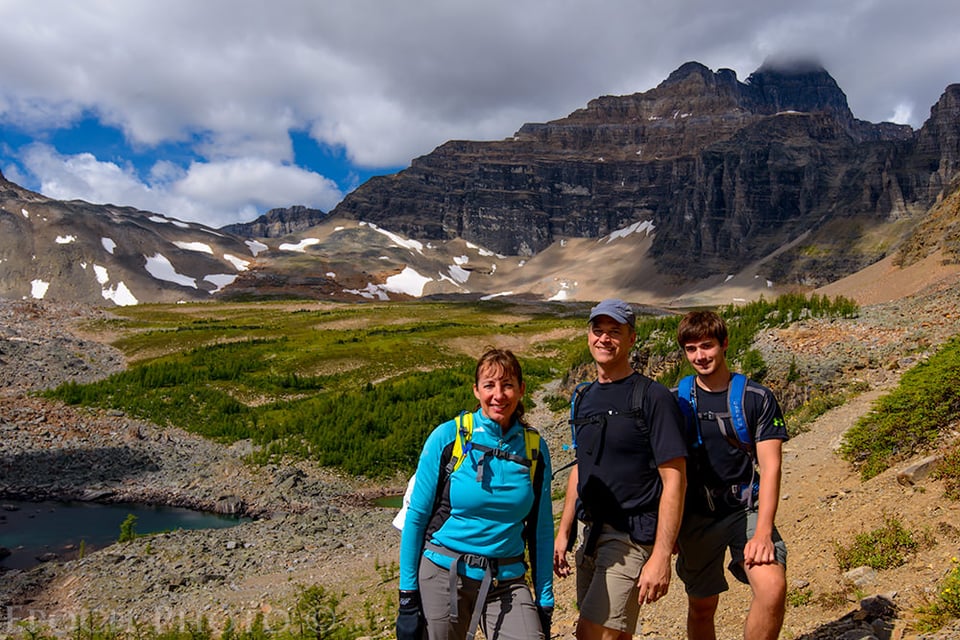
[{"left": 3, "top": 278, "right": 960, "bottom": 639}]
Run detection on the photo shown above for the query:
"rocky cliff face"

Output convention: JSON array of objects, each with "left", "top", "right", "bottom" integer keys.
[
  {"left": 221, "top": 205, "right": 328, "bottom": 238},
  {"left": 914, "top": 84, "right": 960, "bottom": 186},
  {"left": 330, "top": 61, "right": 956, "bottom": 283}
]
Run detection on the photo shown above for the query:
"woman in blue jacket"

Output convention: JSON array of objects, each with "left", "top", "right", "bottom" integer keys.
[{"left": 397, "top": 347, "right": 554, "bottom": 640}]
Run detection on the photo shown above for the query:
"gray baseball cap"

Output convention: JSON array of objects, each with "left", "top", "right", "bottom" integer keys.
[{"left": 588, "top": 298, "right": 635, "bottom": 328}]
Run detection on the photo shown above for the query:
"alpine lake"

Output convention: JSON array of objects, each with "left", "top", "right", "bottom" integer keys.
[{"left": 0, "top": 500, "right": 249, "bottom": 571}]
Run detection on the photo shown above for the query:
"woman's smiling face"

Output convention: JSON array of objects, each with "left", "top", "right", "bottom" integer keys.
[{"left": 473, "top": 363, "right": 525, "bottom": 428}]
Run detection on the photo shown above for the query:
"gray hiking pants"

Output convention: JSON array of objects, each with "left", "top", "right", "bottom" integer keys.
[{"left": 418, "top": 556, "right": 543, "bottom": 640}]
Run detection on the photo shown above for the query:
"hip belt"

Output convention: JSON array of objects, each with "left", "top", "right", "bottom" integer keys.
[{"left": 424, "top": 541, "right": 525, "bottom": 640}]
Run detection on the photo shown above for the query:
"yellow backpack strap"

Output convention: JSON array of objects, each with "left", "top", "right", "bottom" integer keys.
[
  {"left": 450, "top": 411, "right": 473, "bottom": 473},
  {"left": 523, "top": 426, "right": 541, "bottom": 482},
  {"left": 452, "top": 412, "right": 539, "bottom": 481}
]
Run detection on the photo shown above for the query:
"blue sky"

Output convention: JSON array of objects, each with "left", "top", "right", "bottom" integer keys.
[{"left": 1, "top": 0, "right": 958, "bottom": 229}]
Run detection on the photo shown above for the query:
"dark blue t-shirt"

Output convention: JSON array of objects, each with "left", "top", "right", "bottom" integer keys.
[
  {"left": 574, "top": 373, "right": 687, "bottom": 543},
  {"left": 680, "top": 377, "right": 788, "bottom": 514}
]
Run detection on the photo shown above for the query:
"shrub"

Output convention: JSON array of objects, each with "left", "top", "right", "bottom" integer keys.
[
  {"left": 840, "top": 337, "right": 960, "bottom": 480},
  {"left": 292, "top": 585, "right": 362, "bottom": 640},
  {"left": 738, "top": 348, "right": 768, "bottom": 382},
  {"left": 915, "top": 558, "right": 960, "bottom": 632},
  {"left": 118, "top": 514, "right": 138, "bottom": 543},
  {"left": 543, "top": 393, "right": 571, "bottom": 413},
  {"left": 933, "top": 446, "right": 960, "bottom": 500},
  {"left": 834, "top": 516, "right": 920, "bottom": 571},
  {"left": 786, "top": 586, "right": 813, "bottom": 607}
]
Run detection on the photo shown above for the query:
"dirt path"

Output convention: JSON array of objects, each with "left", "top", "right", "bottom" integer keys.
[{"left": 542, "top": 379, "right": 960, "bottom": 640}]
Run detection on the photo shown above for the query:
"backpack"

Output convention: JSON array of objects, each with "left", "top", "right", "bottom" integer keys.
[
  {"left": 676, "top": 373, "right": 759, "bottom": 510},
  {"left": 566, "top": 374, "right": 655, "bottom": 552},
  {"left": 676, "top": 373, "right": 751, "bottom": 454},
  {"left": 392, "top": 411, "right": 542, "bottom": 531},
  {"left": 568, "top": 374, "right": 653, "bottom": 454},
  {"left": 447, "top": 411, "right": 541, "bottom": 483}
]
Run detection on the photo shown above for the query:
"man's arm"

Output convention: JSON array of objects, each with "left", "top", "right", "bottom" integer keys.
[
  {"left": 553, "top": 465, "right": 579, "bottom": 578},
  {"left": 637, "top": 456, "right": 686, "bottom": 605},
  {"left": 743, "top": 438, "right": 782, "bottom": 566}
]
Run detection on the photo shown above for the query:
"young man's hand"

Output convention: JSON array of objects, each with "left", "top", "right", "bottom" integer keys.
[{"left": 743, "top": 533, "right": 777, "bottom": 566}]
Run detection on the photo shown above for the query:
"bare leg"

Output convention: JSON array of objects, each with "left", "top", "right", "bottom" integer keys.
[
  {"left": 743, "top": 563, "right": 786, "bottom": 640},
  {"left": 575, "top": 617, "right": 632, "bottom": 640},
  {"left": 686, "top": 594, "right": 719, "bottom": 640}
]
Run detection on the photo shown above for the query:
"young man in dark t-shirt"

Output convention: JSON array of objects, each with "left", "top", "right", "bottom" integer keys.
[
  {"left": 674, "top": 311, "right": 788, "bottom": 640},
  {"left": 553, "top": 299, "right": 687, "bottom": 640}
]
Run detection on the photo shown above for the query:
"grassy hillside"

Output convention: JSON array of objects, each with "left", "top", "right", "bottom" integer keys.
[
  {"left": 44, "top": 295, "right": 864, "bottom": 479},
  {"left": 47, "top": 299, "right": 589, "bottom": 477}
]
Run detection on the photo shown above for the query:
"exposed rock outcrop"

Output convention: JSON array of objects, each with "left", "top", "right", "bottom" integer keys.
[{"left": 221, "top": 205, "right": 329, "bottom": 238}]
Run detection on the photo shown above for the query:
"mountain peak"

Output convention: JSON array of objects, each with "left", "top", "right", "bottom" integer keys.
[
  {"left": 743, "top": 58, "right": 851, "bottom": 119},
  {"left": 660, "top": 61, "right": 715, "bottom": 85}
]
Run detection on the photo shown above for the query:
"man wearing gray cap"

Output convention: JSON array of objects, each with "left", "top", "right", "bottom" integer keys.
[{"left": 553, "top": 299, "right": 687, "bottom": 640}]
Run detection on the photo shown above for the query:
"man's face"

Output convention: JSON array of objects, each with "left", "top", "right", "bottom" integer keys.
[
  {"left": 588, "top": 316, "right": 635, "bottom": 368},
  {"left": 681, "top": 336, "right": 728, "bottom": 377}
]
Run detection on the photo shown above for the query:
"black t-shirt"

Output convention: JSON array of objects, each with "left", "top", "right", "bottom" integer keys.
[
  {"left": 574, "top": 373, "right": 687, "bottom": 542},
  {"left": 682, "top": 377, "right": 788, "bottom": 512}
]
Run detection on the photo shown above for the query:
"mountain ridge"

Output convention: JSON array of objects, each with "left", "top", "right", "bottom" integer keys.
[
  {"left": 3, "top": 60, "right": 960, "bottom": 307},
  {"left": 329, "top": 59, "right": 956, "bottom": 286}
]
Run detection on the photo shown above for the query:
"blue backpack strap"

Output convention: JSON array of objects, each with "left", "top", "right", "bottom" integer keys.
[
  {"left": 727, "top": 373, "right": 751, "bottom": 451},
  {"left": 677, "top": 375, "right": 701, "bottom": 448}
]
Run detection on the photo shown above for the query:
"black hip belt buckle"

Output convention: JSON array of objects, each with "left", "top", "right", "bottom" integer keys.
[{"left": 461, "top": 553, "right": 490, "bottom": 570}]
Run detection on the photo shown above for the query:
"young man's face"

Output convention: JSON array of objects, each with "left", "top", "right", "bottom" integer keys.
[
  {"left": 681, "top": 335, "right": 728, "bottom": 377},
  {"left": 588, "top": 316, "right": 636, "bottom": 369}
]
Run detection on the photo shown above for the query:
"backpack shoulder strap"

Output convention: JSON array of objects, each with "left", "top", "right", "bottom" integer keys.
[
  {"left": 567, "top": 381, "right": 595, "bottom": 450},
  {"left": 522, "top": 427, "right": 547, "bottom": 582},
  {"left": 629, "top": 374, "right": 656, "bottom": 471},
  {"left": 522, "top": 426, "right": 541, "bottom": 483},
  {"left": 570, "top": 381, "right": 594, "bottom": 419},
  {"left": 727, "top": 373, "right": 751, "bottom": 451},
  {"left": 630, "top": 374, "right": 653, "bottom": 421},
  {"left": 449, "top": 411, "right": 473, "bottom": 474},
  {"left": 677, "top": 375, "right": 701, "bottom": 448},
  {"left": 676, "top": 373, "right": 751, "bottom": 452}
]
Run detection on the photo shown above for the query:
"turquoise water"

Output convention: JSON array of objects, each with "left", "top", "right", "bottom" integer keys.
[{"left": 0, "top": 500, "right": 248, "bottom": 570}]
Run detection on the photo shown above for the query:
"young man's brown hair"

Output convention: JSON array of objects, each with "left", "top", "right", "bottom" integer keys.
[{"left": 676, "top": 310, "right": 728, "bottom": 347}]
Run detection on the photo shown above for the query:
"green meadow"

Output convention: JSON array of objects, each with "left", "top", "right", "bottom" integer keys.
[
  {"left": 44, "top": 294, "right": 866, "bottom": 479},
  {"left": 48, "top": 299, "right": 591, "bottom": 478}
]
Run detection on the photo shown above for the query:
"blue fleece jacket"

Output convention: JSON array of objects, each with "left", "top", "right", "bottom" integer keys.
[{"left": 398, "top": 409, "right": 554, "bottom": 608}]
